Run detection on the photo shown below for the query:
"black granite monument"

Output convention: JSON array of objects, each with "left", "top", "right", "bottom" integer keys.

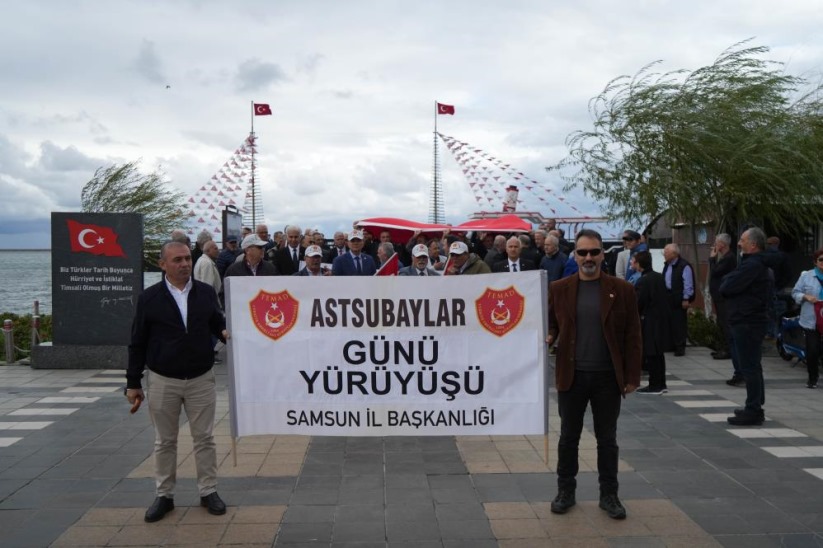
[{"left": 32, "top": 212, "right": 143, "bottom": 369}]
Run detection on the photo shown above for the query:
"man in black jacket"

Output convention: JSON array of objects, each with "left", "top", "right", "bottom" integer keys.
[
  {"left": 720, "top": 227, "right": 776, "bottom": 426},
  {"left": 126, "top": 241, "right": 229, "bottom": 523}
]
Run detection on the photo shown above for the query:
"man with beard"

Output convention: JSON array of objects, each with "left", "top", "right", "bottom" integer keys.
[{"left": 547, "top": 229, "right": 641, "bottom": 520}]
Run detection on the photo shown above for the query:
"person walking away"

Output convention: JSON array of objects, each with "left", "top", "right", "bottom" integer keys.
[{"left": 632, "top": 251, "right": 671, "bottom": 394}]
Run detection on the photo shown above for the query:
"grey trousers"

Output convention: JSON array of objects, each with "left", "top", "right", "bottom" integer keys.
[{"left": 147, "top": 369, "right": 218, "bottom": 498}]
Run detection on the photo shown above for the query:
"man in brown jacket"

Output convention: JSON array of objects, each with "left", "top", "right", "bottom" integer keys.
[{"left": 546, "top": 229, "right": 642, "bottom": 520}]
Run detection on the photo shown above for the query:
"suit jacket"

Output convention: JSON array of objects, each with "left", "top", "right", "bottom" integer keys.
[
  {"left": 398, "top": 265, "right": 438, "bottom": 277},
  {"left": 548, "top": 273, "right": 642, "bottom": 393},
  {"left": 332, "top": 252, "right": 377, "bottom": 276},
  {"left": 274, "top": 246, "right": 306, "bottom": 276},
  {"left": 325, "top": 246, "right": 348, "bottom": 263},
  {"left": 492, "top": 258, "right": 536, "bottom": 273}
]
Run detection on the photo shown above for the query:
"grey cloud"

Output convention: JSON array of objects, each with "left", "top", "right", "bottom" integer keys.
[
  {"left": 0, "top": 134, "right": 32, "bottom": 177},
  {"left": 134, "top": 39, "right": 166, "bottom": 84},
  {"left": 331, "top": 89, "right": 354, "bottom": 99},
  {"left": 235, "top": 58, "right": 287, "bottom": 92},
  {"left": 38, "top": 141, "right": 102, "bottom": 172}
]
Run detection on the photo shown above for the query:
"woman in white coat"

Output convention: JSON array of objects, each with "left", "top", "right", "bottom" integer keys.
[{"left": 791, "top": 249, "right": 823, "bottom": 388}]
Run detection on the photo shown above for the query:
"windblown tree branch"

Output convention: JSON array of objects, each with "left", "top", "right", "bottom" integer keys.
[
  {"left": 549, "top": 41, "right": 823, "bottom": 236},
  {"left": 81, "top": 161, "right": 187, "bottom": 267}
]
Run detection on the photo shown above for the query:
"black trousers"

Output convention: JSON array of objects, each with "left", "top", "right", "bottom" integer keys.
[
  {"left": 557, "top": 370, "right": 622, "bottom": 494},
  {"left": 804, "top": 328, "right": 821, "bottom": 385},
  {"left": 670, "top": 305, "right": 688, "bottom": 352},
  {"left": 645, "top": 354, "right": 667, "bottom": 390}
]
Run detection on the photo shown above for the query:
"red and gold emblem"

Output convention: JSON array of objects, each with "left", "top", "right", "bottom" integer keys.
[
  {"left": 475, "top": 286, "right": 525, "bottom": 337},
  {"left": 249, "top": 289, "right": 299, "bottom": 341}
]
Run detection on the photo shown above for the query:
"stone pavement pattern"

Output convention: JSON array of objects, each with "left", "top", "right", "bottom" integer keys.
[{"left": 1, "top": 346, "right": 823, "bottom": 546}]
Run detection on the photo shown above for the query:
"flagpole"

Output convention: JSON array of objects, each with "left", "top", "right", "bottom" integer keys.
[
  {"left": 250, "top": 101, "right": 256, "bottom": 228},
  {"left": 431, "top": 101, "right": 440, "bottom": 224}
]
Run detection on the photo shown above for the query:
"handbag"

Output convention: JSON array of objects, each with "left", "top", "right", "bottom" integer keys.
[{"left": 815, "top": 300, "right": 823, "bottom": 335}]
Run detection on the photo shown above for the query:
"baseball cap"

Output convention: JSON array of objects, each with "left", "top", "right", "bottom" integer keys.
[
  {"left": 412, "top": 244, "right": 429, "bottom": 257},
  {"left": 241, "top": 234, "right": 267, "bottom": 250},
  {"left": 305, "top": 245, "right": 323, "bottom": 257},
  {"left": 349, "top": 229, "right": 364, "bottom": 241},
  {"left": 449, "top": 241, "right": 469, "bottom": 255}
]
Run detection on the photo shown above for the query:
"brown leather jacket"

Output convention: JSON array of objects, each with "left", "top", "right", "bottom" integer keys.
[{"left": 548, "top": 273, "right": 642, "bottom": 393}]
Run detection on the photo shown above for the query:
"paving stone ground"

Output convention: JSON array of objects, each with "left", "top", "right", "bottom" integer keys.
[{"left": 1, "top": 343, "right": 823, "bottom": 547}]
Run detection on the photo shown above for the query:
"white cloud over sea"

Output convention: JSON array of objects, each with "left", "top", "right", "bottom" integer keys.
[{"left": 0, "top": 0, "right": 820, "bottom": 248}]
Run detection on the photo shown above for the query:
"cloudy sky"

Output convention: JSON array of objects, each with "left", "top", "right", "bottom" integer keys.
[{"left": 0, "top": 0, "right": 820, "bottom": 248}]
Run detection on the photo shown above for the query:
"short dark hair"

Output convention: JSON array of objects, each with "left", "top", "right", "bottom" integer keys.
[
  {"left": 634, "top": 250, "right": 652, "bottom": 271},
  {"left": 159, "top": 240, "right": 190, "bottom": 260},
  {"left": 813, "top": 248, "right": 823, "bottom": 261},
  {"left": 575, "top": 228, "right": 602, "bottom": 244},
  {"left": 623, "top": 230, "right": 641, "bottom": 241}
]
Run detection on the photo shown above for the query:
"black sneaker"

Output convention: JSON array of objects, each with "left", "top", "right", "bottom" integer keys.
[
  {"left": 725, "top": 376, "right": 745, "bottom": 387},
  {"left": 733, "top": 408, "right": 765, "bottom": 420},
  {"left": 599, "top": 493, "right": 626, "bottom": 520},
  {"left": 550, "top": 490, "right": 576, "bottom": 514},
  {"left": 807, "top": 382, "right": 818, "bottom": 389},
  {"left": 727, "top": 413, "right": 764, "bottom": 426},
  {"left": 636, "top": 386, "right": 667, "bottom": 394}
]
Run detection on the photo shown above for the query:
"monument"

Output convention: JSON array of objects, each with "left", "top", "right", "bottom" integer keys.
[{"left": 32, "top": 212, "right": 143, "bottom": 369}]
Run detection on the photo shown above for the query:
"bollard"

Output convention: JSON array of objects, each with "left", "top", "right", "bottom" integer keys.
[
  {"left": 31, "top": 300, "right": 41, "bottom": 350},
  {"left": 3, "top": 319, "right": 13, "bottom": 364},
  {"left": 31, "top": 315, "right": 41, "bottom": 348}
]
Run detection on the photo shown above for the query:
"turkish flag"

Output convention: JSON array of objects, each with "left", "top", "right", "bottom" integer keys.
[
  {"left": 66, "top": 220, "right": 126, "bottom": 258},
  {"left": 374, "top": 253, "right": 399, "bottom": 276},
  {"left": 254, "top": 103, "right": 273, "bottom": 116},
  {"left": 437, "top": 103, "right": 455, "bottom": 115}
]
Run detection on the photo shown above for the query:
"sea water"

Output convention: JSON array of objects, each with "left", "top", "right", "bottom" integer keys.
[{"left": 0, "top": 250, "right": 162, "bottom": 315}]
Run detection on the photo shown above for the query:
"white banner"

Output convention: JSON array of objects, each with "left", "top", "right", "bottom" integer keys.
[{"left": 225, "top": 271, "right": 547, "bottom": 436}]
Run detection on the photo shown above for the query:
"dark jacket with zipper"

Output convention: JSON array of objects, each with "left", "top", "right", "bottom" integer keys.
[{"left": 127, "top": 278, "right": 225, "bottom": 389}]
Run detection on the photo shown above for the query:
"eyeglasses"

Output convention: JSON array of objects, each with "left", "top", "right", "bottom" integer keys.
[
  {"left": 816, "top": 257, "right": 823, "bottom": 263},
  {"left": 575, "top": 248, "right": 602, "bottom": 257},
  {"left": 621, "top": 237, "right": 633, "bottom": 241}
]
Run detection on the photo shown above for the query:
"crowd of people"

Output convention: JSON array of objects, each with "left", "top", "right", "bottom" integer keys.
[{"left": 127, "top": 219, "right": 813, "bottom": 524}]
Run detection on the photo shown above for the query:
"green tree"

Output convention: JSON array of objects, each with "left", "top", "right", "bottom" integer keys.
[
  {"left": 81, "top": 161, "right": 187, "bottom": 267},
  {"left": 550, "top": 41, "right": 823, "bottom": 239}
]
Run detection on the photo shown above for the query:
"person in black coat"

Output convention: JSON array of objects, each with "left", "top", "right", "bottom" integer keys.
[
  {"left": 633, "top": 251, "right": 672, "bottom": 394},
  {"left": 708, "top": 234, "right": 737, "bottom": 364},
  {"left": 271, "top": 225, "right": 305, "bottom": 276},
  {"left": 492, "top": 236, "right": 536, "bottom": 272},
  {"left": 126, "top": 241, "right": 229, "bottom": 522}
]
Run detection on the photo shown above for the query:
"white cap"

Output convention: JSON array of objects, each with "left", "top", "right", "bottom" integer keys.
[
  {"left": 412, "top": 244, "right": 429, "bottom": 257},
  {"left": 305, "top": 245, "right": 323, "bottom": 257},
  {"left": 241, "top": 234, "right": 267, "bottom": 249},
  {"left": 449, "top": 241, "right": 469, "bottom": 255},
  {"left": 349, "top": 229, "right": 364, "bottom": 241}
]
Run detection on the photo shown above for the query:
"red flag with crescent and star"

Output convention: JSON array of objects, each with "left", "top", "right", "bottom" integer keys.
[
  {"left": 254, "top": 103, "right": 272, "bottom": 116},
  {"left": 66, "top": 220, "right": 126, "bottom": 258},
  {"left": 374, "top": 253, "right": 399, "bottom": 276},
  {"left": 437, "top": 103, "right": 455, "bottom": 115}
]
